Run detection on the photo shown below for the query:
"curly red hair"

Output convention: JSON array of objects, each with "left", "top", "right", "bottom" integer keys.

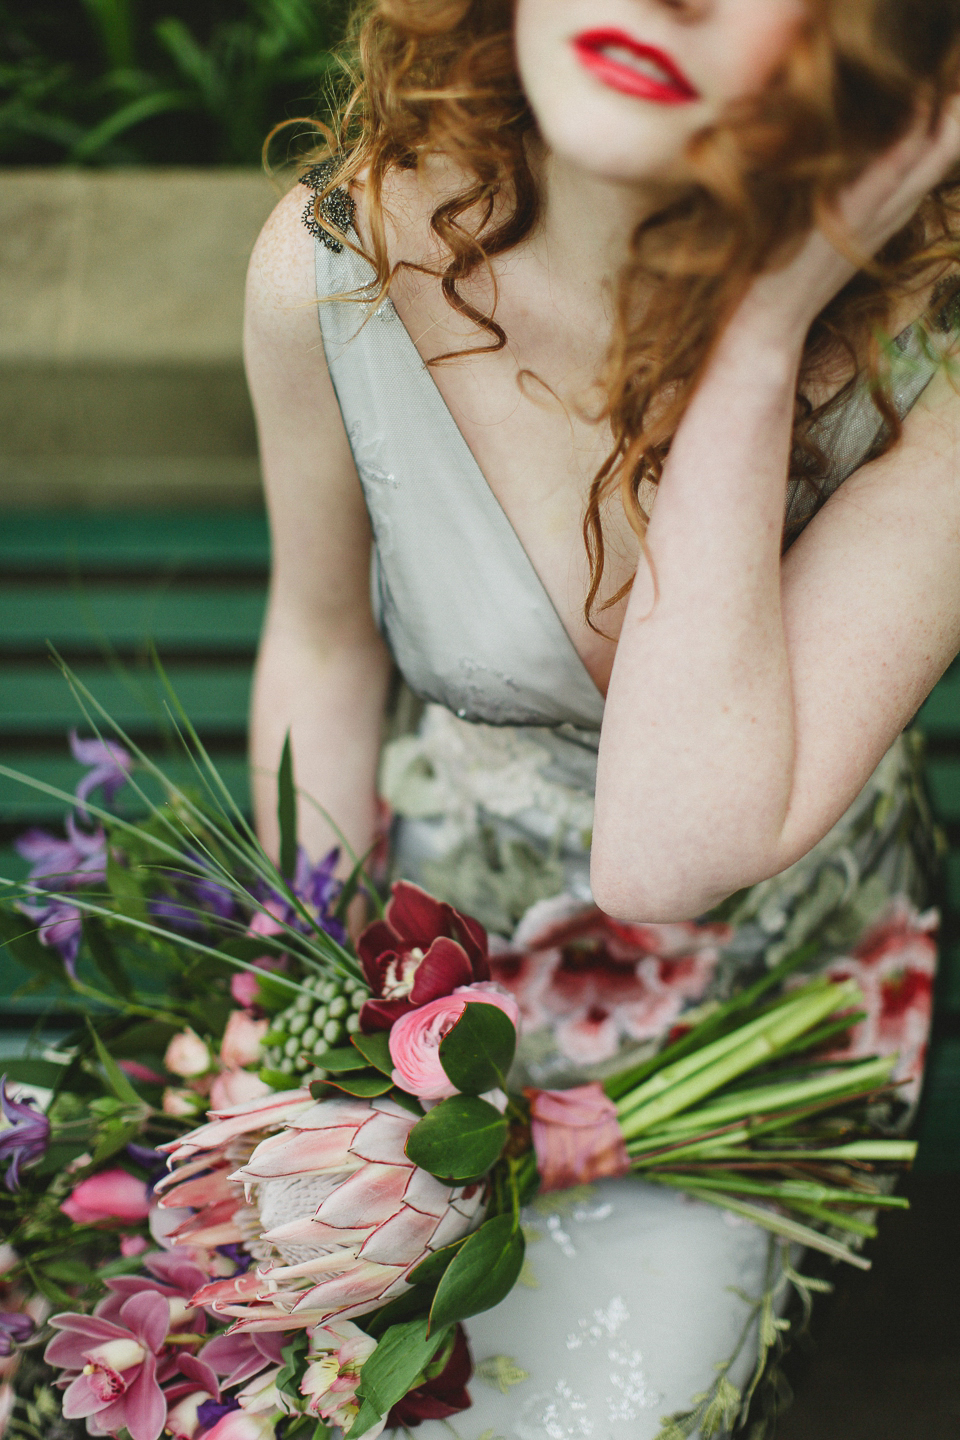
[{"left": 303, "top": 0, "right": 960, "bottom": 623}]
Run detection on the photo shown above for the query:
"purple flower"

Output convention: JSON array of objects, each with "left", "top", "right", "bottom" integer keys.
[
  {"left": 196, "top": 1396, "right": 241, "bottom": 1428},
  {"left": 0, "top": 1078, "right": 50, "bottom": 1190},
  {"left": 15, "top": 814, "right": 109, "bottom": 976},
  {"left": 256, "top": 846, "right": 347, "bottom": 948},
  {"left": 0, "top": 1312, "right": 34, "bottom": 1357},
  {"left": 70, "top": 730, "right": 133, "bottom": 812},
  {"left": 15, "top": 813, "right": 107, "bottom": 888}
]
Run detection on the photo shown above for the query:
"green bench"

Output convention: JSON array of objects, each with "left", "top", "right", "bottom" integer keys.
[{"left": 1, "top": 508, "right": 958, "bottom": 1168}]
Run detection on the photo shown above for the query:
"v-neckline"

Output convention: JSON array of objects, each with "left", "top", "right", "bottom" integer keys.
[{"left": 377, "top": 288, "right": 609, "bottom": 713}]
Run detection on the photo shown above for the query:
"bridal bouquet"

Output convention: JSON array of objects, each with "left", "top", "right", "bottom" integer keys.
[{"left": 0, "top": 669, "right": 917, "bottom": 1440}]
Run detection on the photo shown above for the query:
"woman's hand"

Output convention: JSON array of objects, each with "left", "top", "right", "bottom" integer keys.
[{"left": 735, "top": 97, "right": 960, "bottom": 349}]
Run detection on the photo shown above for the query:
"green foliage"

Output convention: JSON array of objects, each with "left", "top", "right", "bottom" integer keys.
[
  {"left": 405, "top": 1094, "right": 509, "bottom": 1183},
  {"left": 351, "top": 1318, "right": 451, "bottom": 1432},
  {"left": 0, "top": 0, "right": 351, "bottom": 166},
  {"left": 278, "top": 729, "right": 298, "bottom": 880},
  {"left": 438, "top": 1000, "right": 516, "bottom": 1096},
  {"left": 428, "top": 1214, "right": 525, "bottom": 1331}
]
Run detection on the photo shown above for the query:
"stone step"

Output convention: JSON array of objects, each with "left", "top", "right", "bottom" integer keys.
[{"left": 0, "top": 168, "right": 278, "bottom": 505}]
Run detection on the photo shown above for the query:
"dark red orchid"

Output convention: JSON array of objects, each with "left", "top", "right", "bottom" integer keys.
[
  {"left": 358, "top": 882, "right": 489, "bottom": 1031},
  {"left": 386, "top": 1324, "right": 473, "bottom": 1428}
]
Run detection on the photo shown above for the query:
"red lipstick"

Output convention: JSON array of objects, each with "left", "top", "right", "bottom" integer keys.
[{"left": 572, "top": 29, "right": 699, "bottom": 105}]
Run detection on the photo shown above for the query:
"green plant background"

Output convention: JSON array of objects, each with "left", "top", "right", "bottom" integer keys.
[{"left": 0, "top": 0, "right": 351, "bottom": 166}]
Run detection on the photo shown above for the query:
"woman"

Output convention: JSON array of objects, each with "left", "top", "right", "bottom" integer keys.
[{"left": 246, "top": 1, "right": 960, "bottom": 1434}]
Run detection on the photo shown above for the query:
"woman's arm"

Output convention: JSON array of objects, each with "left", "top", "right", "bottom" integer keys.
[
  {"left": 592, "top": 109, "right": 960, "bottom": 922},
  {"left": 246, "top": 188, "right": 391, "bottom": 864}
]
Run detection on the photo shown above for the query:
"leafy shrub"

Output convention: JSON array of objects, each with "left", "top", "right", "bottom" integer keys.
[{"left": 0, "top": 0, "right": 350, "bottom": 165}]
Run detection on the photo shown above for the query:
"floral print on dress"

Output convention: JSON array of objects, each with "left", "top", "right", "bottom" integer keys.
[
  {"left": 489, "top": 894, "right": 731, "bottom": 1069},
  {"left": 823, "top": 898, "right": 938, "bottom": 1103}
]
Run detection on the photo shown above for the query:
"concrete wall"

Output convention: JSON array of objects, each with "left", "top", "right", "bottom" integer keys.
[{"left": 0, "top": 169, "right": 279, "bottom": 507}]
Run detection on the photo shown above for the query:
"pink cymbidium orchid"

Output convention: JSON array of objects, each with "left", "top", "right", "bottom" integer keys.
[
  {"left": 45, "top": 1291, "right": 169, "bottom": 1440},
  {"left": 358, "top": 881, "right": 490, "bottom": 1031},
  {"left": 158, "top": 1091, "right": 483, "bottom": 1333}
]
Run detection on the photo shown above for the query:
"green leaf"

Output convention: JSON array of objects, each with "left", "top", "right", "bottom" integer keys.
[
  {"left": 439, "top": 1001, "right": 516, "bottom": 1095},
  {"left": 324, "top": 1071, "right": 394, "bottom": 1098},
  {"left": 261, "top": 1068, "right": 307, "bottom": 1092},
  {"left": 364, "top": 1287, "right": 431, "bottom": 1339},
  {"left": 408, "top": 1237, "right": 468, "bottom": 1289},
  {"left": 344, "top": 1398, "right": 384, "bottom": 1440},
  {"left": 351, "top": 1030, "right": 393, "bottom": 1077},
  {"left": 90, "top": 1119, "right": 142, "bottom": 1168},
  {"left": 405, "top": 1095, "right": 508, "bottom": 1182},
  {"left": 0, "top": 908, "right": 67, "bottom": 984},
  {"left": 84, "top": 918, "right": 134, "bottom": 1000},
  {"left": 86, "top": 1021, "right": 141, "bottom": 1106},
  {"left": 41, "top": 1259, "right": 100, "bottom": 1285},
  {"left": 320, "top": 1047, "right": 375, "bottom": 1074},
  {"left": 278, "top": 731, "right": 298, "bottom": 881},
  {"left": 0, "top": 1059, "right": 68, "bottom": 1089},
  {"left": 429, "top": 1215, "right": 525, "bottom": 1331},
  {"left": 107, "top": 851, "right": 146, "bottom": 923},
  {"left": 352, "top": 1318, "right": 450, "bottom": 1426},
  {"left": 334, "top": 849, "right": 373, "bottom": 923}
]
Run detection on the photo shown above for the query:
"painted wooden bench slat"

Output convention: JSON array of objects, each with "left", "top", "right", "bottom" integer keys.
[
  {"left": 0, "top": 510, "right": 269, "bottom": 572},
  {"left": 0, "top": 665, "right": 252, "bottom": 734},
  {"left": 0, "top": 754, "right": 250, "bottom": 821},
  {"left": 0, "top": 584, "right": 265, "bottom": 651}
]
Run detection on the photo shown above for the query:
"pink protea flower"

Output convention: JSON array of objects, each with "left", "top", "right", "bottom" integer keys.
[
  {"left": 44, "top": 1291, "right": 169, "bottom": 1440},
  {"left": 157, "top": 1091, "right": 483, "bottom": 1333},
  {"left": 301, "top": 1319, "right": 381, "bottom": 1434},
  {"left": 61, "top": 1169, "right": 151, "bottom": 1226},
  {"left": 358, "top": 882, "right": 490, "bottom": 1031},
  {"left": 389, "top": 984, "right": 520, "bottom": 1100}
]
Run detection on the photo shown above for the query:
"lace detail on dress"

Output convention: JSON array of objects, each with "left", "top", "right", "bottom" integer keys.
[{"left": 300, "top": 158, "right": 356, "bottom": 253}]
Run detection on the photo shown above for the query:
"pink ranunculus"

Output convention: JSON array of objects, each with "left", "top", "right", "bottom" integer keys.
[
  {"left": 389, "top": 983, "right": 520, "bottom": 1101},
  {"left": 60, "top": 1169, "right": 150, "bottom": 1226},
  {"left": 164, "top": 1029, "right": 212, "bottom": 1079},
  {"left": 220, "top": 1010, "right": 269, "bottom": 1071}
]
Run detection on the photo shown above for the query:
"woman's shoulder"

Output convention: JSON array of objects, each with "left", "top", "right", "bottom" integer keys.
[{"left": 246, "top": 181, "right": 321, "bottom": 340}]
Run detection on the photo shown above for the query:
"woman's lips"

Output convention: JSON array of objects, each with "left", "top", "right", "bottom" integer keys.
[{"left": 572, "top": 29, "right": 700, "bottom": 105}]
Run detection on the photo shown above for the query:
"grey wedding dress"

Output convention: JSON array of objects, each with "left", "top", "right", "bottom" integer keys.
[{"left": 304, "top": 167, "right": 946, "bottom": 1439}]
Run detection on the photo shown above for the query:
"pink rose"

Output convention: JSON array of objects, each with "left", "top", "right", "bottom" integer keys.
[
  {"left": 164, "top": 1029, "right": 212, "bottom": 1078},
  {"left": 230, "top": 972, "right": 261, "bottom": 1008},
  {"left": 219, "top": 1010, "right": 268, "bottom": 1071},
  {"left": 388, "top": 983, "right": 520, "bottom": 1100},
  {"left": 60, "top": 1169, "right": 150, "bottom": 1225}
]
